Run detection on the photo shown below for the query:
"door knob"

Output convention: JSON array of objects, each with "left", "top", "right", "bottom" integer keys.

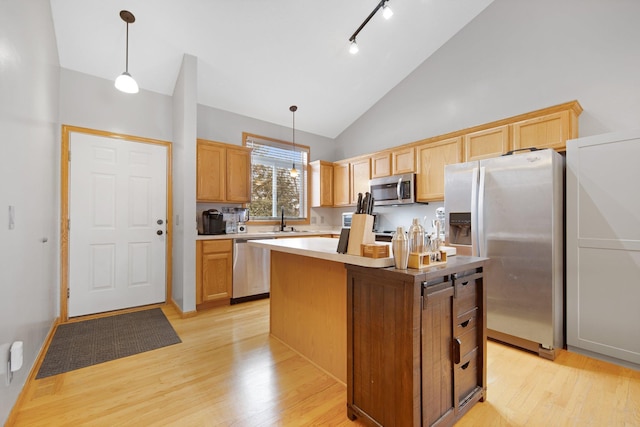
[{"left": 157, "top": 230, "right": 163, "bottom": 235}]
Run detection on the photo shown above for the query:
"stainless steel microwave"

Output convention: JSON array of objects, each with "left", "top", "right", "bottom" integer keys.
[{"left": 370, "top": 173, "right": 416, "bottom": 206}]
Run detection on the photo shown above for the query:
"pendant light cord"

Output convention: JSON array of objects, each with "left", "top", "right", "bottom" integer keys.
[{"left": 125, "top": 21, "right": 129, "bottom": 72}]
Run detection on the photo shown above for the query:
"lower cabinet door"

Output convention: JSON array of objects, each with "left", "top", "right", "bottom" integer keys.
[{"left": 422, "top": 283, "right": 455, "bottom": 426}]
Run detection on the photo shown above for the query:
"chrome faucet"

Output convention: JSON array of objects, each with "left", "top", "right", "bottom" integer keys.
[{"left": 280, "top": 206, "right": 286, "bottom": 231}]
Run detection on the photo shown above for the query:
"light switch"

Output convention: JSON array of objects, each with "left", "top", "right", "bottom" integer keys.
[{"left": 8, "top": 205, "right": 15, "bottom": 230}]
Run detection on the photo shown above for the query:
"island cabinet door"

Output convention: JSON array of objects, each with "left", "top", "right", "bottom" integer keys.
[
  {"left": 422, "top": 278, "right": 455, "bottom": 427},
  {"left": 346, "top": 267, "right": 422, "bottom": 427}
]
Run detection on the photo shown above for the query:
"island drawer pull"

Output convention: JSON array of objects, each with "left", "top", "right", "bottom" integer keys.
[
  {"left": 461, "top": 361, "right": 470, "bottom": 370},
  {"left": 460, "top": 319, "right": 470, "bottom": 328},
  {"left": 453, "top": 338, "right": 462, "bottom": 364}
]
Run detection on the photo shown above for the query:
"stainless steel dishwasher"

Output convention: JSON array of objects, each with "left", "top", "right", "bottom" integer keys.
[{"left": 231, "top": 237, "right": 273, "bottom": 304}]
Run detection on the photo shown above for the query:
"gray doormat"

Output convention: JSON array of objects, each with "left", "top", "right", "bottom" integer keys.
[{"left": 36, "top": 308, "right": 181, "bottom": 379}]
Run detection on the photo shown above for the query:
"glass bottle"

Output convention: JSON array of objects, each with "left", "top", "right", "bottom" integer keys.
[
  {"left": 408, "top": 217, "right": 424, "bottom": 254},
  {"left": 392, "top": 226, "right": 409, "bottom": 269}
]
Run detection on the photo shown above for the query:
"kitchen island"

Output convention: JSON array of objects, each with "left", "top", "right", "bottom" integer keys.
[
  {"left": 248, "top": 237, "right": 393, "bottom": 384},
  {"left": 249, "top": 237, "right": 487, "bottom": 426}
]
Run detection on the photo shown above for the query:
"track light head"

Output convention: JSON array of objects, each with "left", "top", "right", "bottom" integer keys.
[{"left": 349, "top": 39, "right": 359, "bottom": 54}]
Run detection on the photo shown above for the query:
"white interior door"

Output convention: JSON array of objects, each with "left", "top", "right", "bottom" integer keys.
[{"left": 69, "top": 132, "right": 167, "bottom": 317}]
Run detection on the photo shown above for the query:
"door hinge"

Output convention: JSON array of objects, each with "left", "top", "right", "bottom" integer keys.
[
  {"left": 68, "top": 150, "right": 71, "bottom": 161},
  {"left": 67, "top": 219, "right": 70, "bottom": 230},
  {"left": 67, "top": 288, "right": 70, "bottom": 299}
]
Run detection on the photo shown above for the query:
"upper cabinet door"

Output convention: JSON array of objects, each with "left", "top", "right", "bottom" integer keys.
[
  {"left": 197, "top": 142, "right": 225, "bottom": 202},
  {"left": 311, "top": 160, "right": 334, "bottom": 207},
  {"left": 416, "top": 137, "right": 462, "bottom": 202},
  {"left": 512, "top": 111, "right": 578, "bottom": 152},
  {"left": 371, "top": 151, "right": 392, "bottom": 179},
  {"left": 333, "top": 161, "right": 351, "bottom": 207},
  {"left": 226, "top": 146, "right": 251, "bottom": 203},
  {"left": 350, "top": 157, "right": 371, "bottom": 205},
  {"left": 392, "top": 146, "right": 416, "bottom": 175},
  {"left": 464, "top": 125, "right": 510, "bottom": 161}
]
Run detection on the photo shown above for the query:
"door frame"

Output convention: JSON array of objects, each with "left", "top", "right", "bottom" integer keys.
[{"left": 60, "top": 125, "right": 173, "bottom": 321}]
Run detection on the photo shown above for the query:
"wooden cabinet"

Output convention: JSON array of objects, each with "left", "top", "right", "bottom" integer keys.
[
  {"left": 310, "top": 160, "right": 334, "bottom": 207},
  {"left": 370, "top": 146, "right": 415, "bottom": 178},
  {"left": 197, "top": 142, "right": 225, "bottom": 201},
  {"left": 464, "top": 125, "right": 510, "bottom": 161},
  {"left": 512, "top": 109, "right": 579, "bottom": 152},
  {"left": 226, "top": 147, "right": 251, "bottom": 202},
  {"left": 416, "top": 136, "right": 462, "bottom": 202},
  {"left": 392, "top": 146, "right": 416, "bottom": 174},
  {"left": 325, "top": 101, "right": 581, "bottom": 207},
  {"left": 346, "top": 258, "right": 486, "bottom": 427},
  {"left": 370, "top": 151, "right": 391, "bottom": 178},
  {"left": 333, "top": 160, "right": 350, "bottom": 207},
  {"left": 350, "top": 157, "right": 371, "bottom": 205},
  {"left": 196, "top": 239, "right": 233, "bottom": 308},
  {"left": 332, "top": 157, "right": 370, "bottom": 207},
  {"left": 196, "top": 139, "right": 251, "bottom": 203}
]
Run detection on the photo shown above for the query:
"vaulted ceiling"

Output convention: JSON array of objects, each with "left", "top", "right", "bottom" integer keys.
[{"left": 50, "top": 0, "right": 494, "bottom": 138}]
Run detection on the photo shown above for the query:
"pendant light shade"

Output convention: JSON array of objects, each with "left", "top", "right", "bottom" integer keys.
[
  {"left": 115, "top": 72, "right": 139, "bottom": 93},
  {"left": 115, "top": 10, "right": 139, "bottom": 94},
  {"left": 289, "top": 105, "right": 299, "bottom": 178}
]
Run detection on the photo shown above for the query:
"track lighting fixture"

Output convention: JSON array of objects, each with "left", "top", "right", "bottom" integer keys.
[
  {"left": 115, "top": 10, "right": 139, "bottom": 94},
  {"left": 348, "top": 0, "right": 393, "bottom": 54},
  {"left": 289, "top": 105, "right": 299, "bottom": 178}
]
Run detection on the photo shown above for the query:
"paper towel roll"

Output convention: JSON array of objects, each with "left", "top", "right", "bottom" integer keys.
[{"left": 10, "top": 341, "right": 23, "bottom": 372}]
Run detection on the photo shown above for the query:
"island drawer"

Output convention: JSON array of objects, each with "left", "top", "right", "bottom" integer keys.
[
  {"left": 456, "top": 307, "right": 478, "bottom": 330},
  {"left": 456, "top": 326, "right": 478, "bottom": 359},
  {"left": 454, "top": 272, "right": 481, "bottom": 316},
  {"left": 455, "top": 348, "right": 479, "bottom": 404}
]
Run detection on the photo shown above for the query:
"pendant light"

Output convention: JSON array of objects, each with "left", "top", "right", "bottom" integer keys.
[
  {"left": 289, "top": 105, "right": 299, "bottom": 178},
  {"left": 114, "top": 10, "right": 139, "bottom": 94}
]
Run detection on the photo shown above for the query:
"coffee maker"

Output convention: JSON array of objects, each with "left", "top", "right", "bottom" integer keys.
[
  {"left": 201, "top": 209, "right": 226, "bottom": 235},
  {"left": 235, "top": 208, "right": 249, "bottom": 233}
]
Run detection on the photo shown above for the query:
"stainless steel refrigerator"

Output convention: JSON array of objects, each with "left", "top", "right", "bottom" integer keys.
[{"left": 444, "top": 149, "right": 564, "bottom": 358}]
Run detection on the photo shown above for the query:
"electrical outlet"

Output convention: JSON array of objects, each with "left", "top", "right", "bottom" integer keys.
[
  {"left": 320, "top": 216, "right": 325, "bottom": 224},
  {"left": 311, "top": 217, "right": 317, "bottom": 224}
]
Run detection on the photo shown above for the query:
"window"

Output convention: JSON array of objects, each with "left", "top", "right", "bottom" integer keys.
[{"left": 243, "top": 133, "right": 309, "bottom": 222}]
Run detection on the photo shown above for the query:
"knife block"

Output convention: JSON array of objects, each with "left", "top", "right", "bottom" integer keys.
[{"left": 347, "top": 214, "right": 376, "bottom": 255}]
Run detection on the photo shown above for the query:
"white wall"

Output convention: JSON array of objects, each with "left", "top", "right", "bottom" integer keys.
[
  {"left": 197, "top": 104, "right": 337, "bottom": 161},
  {"left": 59, "top": 69, "right": 173, "bottom": 142},
  {"left": 0, "top": 0, "right": 60, "bottom": 423},
  {"left": 335, "top": 0, "right": 640, "bottom": 159}
]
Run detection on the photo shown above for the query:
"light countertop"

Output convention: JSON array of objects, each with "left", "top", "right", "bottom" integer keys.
[
  {"left": 247, "top": 237, "right": 396, "bottom": 268},
  {"left": 196, "top": 230, "right": 340, "bottom": 241}
]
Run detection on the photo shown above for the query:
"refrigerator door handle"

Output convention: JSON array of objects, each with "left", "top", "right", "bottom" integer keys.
[
  {"left": 477, "top": 166, "right": 486, "bottom": 257},
  {"left": 471, "top": 166, "right": 480, "bottom": 257}
]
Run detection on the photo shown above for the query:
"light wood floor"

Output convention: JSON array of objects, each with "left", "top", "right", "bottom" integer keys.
[{"left": 10, "top": 299, "right": 640, "bottom": 426}]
